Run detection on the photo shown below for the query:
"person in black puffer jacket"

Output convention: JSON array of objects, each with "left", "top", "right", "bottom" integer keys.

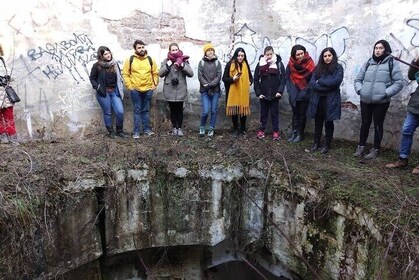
[{"left": 386, "top": 54, "right": 419, "bottom": 174}]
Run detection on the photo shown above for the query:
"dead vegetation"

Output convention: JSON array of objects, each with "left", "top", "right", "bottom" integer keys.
[{"left": 0, "top": 127, "right": 418, "bottom": 279}]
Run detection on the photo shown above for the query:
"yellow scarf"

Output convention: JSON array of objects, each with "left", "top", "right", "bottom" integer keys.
[{"left": 226, "top": 61, "right": 251, "bottom": 116}]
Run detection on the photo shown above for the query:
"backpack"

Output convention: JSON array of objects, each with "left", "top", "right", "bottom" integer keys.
[
  {"left": 199, "top": 59, "right": 220, "bottom": 69},
  {"left": 129, "top": 55, "right": 153, "bottom": 73},
  {"left": 129, "top": 55, "right": 155, "bottom": 86},
  {"left": 365, "top": 56, "right": 394, "bottom": 80}
]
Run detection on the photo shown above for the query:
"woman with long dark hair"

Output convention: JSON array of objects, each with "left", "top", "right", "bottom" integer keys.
[
  {"left": 307, "top": 47, "right": 344, "bottom": 154},
  {"left": 286, "top": 44, "right": 316, "bottom": 143},
  {"left": 89, "top": 46, "right": 127, "bottom": 138},
  {"left": 353, "top": 39, "right": 404, "bottom": 159},
  {"left": 222, "top": 47, "right": 253, "bottom": 137}
]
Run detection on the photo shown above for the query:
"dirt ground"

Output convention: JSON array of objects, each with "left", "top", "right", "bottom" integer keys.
[{"left": 0, "top": 125, "right": 418, "bottom": 278}]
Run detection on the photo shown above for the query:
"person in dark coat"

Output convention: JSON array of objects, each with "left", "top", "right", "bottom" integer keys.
[
  {"left": 307, "top": 47, "right": 344, "bottom": 154},
  {"left": 285, "top": 44, "right": 316, "bottom": 143},
  {"left": 386, "top": 54, "right": 419, "bottom": 174},
  {"left": 254, "top": 46, "right": 286, "bottom": 140},
  {"left": 89, "top": 46, "right": 127, "bottom": 139}
]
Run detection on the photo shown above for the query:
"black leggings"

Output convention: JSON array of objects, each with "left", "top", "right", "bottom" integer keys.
[
  {"left": 232, "top": 115, "right": 247, "bottom": 132},
  {"left": 168, "top": 101, "right": 184, "bottom": 129},
  {"left": 359, "top": 102, "right": 390, "bottom": 149},
  {"left": 314, "top": 96, "right": 334, "bottom": 145}
]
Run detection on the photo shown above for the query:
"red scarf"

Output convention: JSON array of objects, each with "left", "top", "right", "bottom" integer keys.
[
  {"left": 288, "top": 53, "right": 315, "bottom": 90},
  {"left": 167, "top": 50, "right": 190, "bottom": 70}
]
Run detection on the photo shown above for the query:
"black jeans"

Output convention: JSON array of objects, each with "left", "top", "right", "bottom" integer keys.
[
  {"left": 291, "top": 100, "right": 309, "bottom": 135},
  {"left": 359, "top": 102, "right": 390, "bottom": 149},
  {"left": 168, "top": 101, "right": 184, "bottom": 129},
  {"left": 314, "top": 96, "right": 334, "bottom": 145}
]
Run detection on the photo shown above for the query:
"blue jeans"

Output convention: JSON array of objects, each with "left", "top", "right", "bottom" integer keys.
[
  {"left": 131, "top": 89, "right": 153, "bottom": 133},
  {"left": 399, "top": 112, "right": 419, "bottom": 159},
  {"left": 96, "top": 90, "right": 124, "bottom": 127},
  {"left": 200, "top": 92, "right": 220, "bottom": 128}
]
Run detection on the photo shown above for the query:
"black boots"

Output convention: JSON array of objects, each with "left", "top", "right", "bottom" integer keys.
[
  {"left": 106, "top": 126, "right": 128, "bottom": 139},
  {"left": 106, "top": 126, "right": 116, "bottom": 139},
  {"left": 320, "top": 138, "right": 332, "bottom": 154},
  {"left": 311, "top": 137, "right": 331, "bottom": 154},
  {"left": 115, "top": 126, "right": 129, "bottom": 138}
]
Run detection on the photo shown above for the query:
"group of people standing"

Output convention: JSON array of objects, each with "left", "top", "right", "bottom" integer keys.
[{"left": 88, "top": 39, "right": 418, "bottom": 174}]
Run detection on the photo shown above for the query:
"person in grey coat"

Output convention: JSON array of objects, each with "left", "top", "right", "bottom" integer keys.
[
  {"left": 159, "top": 43, "right": 194, "bottom": 136},
  {"left": 353, "top": 39, "right": 404, "bottom": 159},
  {"left": 386, "top": 54, "right": 419, "bottom": 174}
]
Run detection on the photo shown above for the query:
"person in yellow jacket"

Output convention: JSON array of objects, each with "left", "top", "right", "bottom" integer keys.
[{"left": 122, "top": 40, "right": 159, "bottom": 138}]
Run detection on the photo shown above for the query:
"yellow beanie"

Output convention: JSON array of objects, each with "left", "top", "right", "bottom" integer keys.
[{"left": 203, "top": 43, "right": 215, "bottom": 54}]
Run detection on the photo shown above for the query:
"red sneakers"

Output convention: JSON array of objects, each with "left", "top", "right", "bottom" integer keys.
[
  {"left": 272, "top": 131, "right": 280, "bottom": 141},
  {"left": 256, "top": 130, "right": 265, "bottom": 139}
]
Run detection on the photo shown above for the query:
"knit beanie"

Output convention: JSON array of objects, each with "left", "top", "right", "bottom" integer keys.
[{"left": 203, "top": 43, "right": 215, "bottom": 54}]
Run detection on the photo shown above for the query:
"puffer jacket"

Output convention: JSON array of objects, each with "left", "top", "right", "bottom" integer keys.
[
  {"left": 0, "top": 88, "right": 13, "bottom": 108},
  {"left": 198, "top": 56, "right": 222, "bottom": 93},
  {"left": 122, "top": 54, "right": 159, "bottom": 92},
  {"left": 307, "top": 64, "right": 344, "bottom": 121},
  {"left": 407, "top": 59, "right": 419, "bottom": 114},
  {"left": 354, "top": 56, "right": 404, "bottom": 104},
  {"left": 159, "top": 59, "right": 194, "bottom": 102}
]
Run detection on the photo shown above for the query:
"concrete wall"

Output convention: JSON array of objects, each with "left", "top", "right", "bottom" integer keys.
[{"left": 1, "top": 0, "right": 418, "bottom": 149}]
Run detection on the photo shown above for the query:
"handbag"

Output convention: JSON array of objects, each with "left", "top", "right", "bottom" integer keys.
[{"left": 5, "top": 86, "right": 20, "bottom": 103}]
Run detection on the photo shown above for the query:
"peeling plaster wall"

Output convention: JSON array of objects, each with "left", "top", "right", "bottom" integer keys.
[{"left": 0, "top": 0, "right": 418, "bottom": 148}]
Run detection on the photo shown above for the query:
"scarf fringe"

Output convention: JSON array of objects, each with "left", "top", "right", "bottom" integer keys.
[{"left": 226, "top": 105, "right": 250, "bottom": 116}]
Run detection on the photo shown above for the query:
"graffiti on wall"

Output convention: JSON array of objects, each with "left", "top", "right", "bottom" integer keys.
[
  {"left": 26, "top": 32, "right": 96, "bottom": 83},
  {"left": 406, "top": 16, "right": 419, "bottom": 47}
]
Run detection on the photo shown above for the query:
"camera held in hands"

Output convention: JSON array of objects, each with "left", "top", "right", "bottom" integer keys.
[{"left": 171, "top": 78, "right": 179, "bottom": 86}]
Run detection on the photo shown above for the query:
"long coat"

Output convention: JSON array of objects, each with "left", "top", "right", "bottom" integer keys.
[
  {"left": 307, "top": 64, "right": 344, "bottom": 121},
  {"left": 159, "top": 59, "right": 194, "bottom": 102},
  {"left": 285, "top": 65, "right": 312, "bottom": 107}
]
